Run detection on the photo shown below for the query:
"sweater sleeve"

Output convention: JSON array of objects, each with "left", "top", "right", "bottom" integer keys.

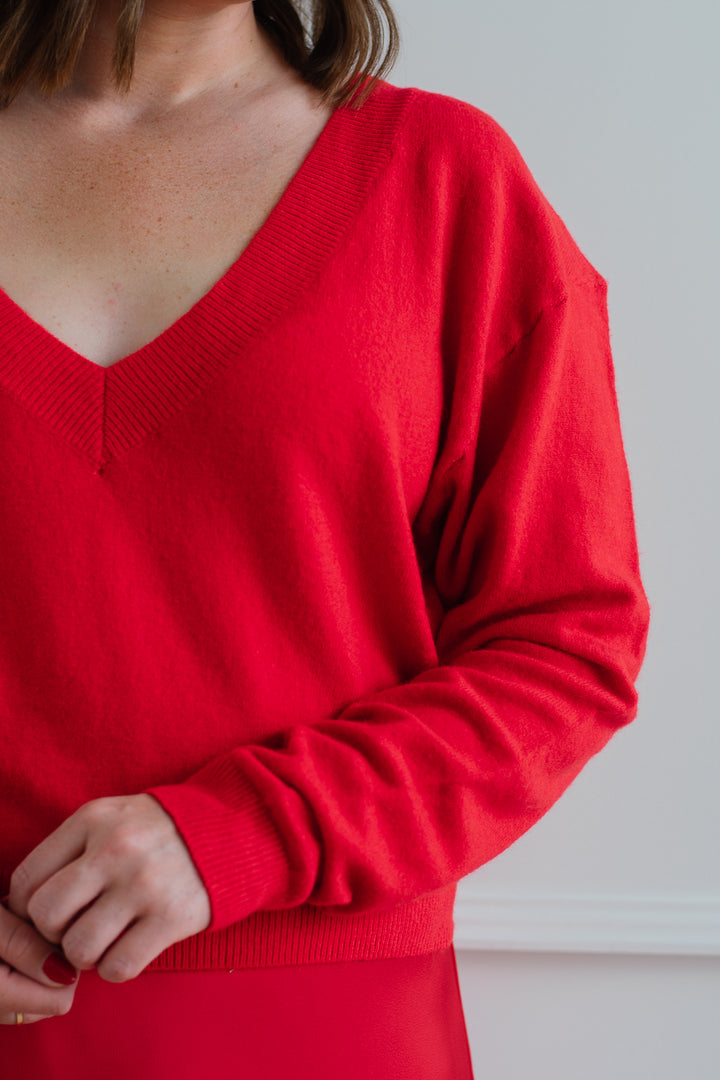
[{"left": 144, "top": 268, "right": 651, "bottom": 933}]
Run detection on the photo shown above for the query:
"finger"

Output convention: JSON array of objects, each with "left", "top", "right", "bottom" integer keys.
[
  {"left": 0, "top": 905, "right": 78, "bottom": 988},
  {"left": 60, "top": 888, "right": 138, "bottom": 973},
  {"left": 23, "top": 859, "right": 105, "bottom": 946},
  {"left": 0, "top": 963, "right": 76, "bottom": 1020},
  {"left": 0, "top": 1012, "right": 57, "bottom": 1025},
  {"left": 96, "top": 913, "right": 171, "bottom": 983},
  {"left": 9, "top": 814, "right": 87, "bottom": 921}
]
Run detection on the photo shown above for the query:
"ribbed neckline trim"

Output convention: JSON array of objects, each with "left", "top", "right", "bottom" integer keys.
[{"left": 0, "top": 79, "right": 418, "bottom": 473}]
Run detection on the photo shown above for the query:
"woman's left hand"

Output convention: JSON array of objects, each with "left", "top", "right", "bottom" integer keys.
[{"left": 6, "top": 794, "right": 212, "bottom": 983}]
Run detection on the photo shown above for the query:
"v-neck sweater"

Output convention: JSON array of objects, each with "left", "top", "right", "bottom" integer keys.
[{"left": 0, "top": 78, "right": 651, "bottom": 972}]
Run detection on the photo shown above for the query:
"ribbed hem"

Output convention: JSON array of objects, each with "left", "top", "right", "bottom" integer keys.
[
  {"left": 141, "top": 882, "right": 457, "bottom": 971},
  {"left": 0, "top": 869, "right": 456, "bottom": 972}
]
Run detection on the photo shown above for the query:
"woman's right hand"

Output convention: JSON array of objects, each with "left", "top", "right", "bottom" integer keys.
[{"left": 0, "top": 895, "right": 80, "bottom": 1024}]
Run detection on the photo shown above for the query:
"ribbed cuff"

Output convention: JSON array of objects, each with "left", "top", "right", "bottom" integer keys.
[{"left": 144, "top": 772, "right": 292, "bottom": 933}]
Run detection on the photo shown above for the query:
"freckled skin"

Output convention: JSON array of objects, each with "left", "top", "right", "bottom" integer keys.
[{"left": 0, "top": 0, "right": 333, "bottom": 367}]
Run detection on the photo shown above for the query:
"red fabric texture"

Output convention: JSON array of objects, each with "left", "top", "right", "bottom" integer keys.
[
  {"left": 0, "top": 946, "right": 475, "bottom": 1079},
  {"left": 0, "top": 77, "right": 650, "bottom": 971}
]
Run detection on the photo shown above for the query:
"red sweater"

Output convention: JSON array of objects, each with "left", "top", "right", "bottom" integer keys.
[{"left": 0, "top": 78, "right": 650, "bottom": 971}]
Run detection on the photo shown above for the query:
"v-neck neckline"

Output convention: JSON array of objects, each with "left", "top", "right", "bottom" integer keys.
[{"left": 0, "top": 79, "right": 418, "bottom": 474}]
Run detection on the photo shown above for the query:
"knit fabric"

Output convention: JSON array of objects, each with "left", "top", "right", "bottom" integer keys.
[{"left": 0, "top": 78, "right": 650, "bottom": 971}]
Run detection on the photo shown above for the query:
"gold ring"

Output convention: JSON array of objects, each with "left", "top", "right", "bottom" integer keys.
[{"left": 15, "top": 1012, "right": 23, "bottom": 1025}]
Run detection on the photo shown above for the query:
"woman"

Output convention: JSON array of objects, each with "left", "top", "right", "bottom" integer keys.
[{"left": 0, "top": 0, "right": 650, "bottom": 1076}]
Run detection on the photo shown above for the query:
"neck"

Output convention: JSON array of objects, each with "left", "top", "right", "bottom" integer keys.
[{"left": 28, "top": 0, "right": 288, "bottom": 123}]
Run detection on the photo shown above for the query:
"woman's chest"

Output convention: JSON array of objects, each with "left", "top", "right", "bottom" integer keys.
[{"left": 0, "top": 94, "right": 334, "bottom": 367}]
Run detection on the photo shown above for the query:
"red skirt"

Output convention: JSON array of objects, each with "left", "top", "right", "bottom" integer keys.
[{"left": 0, "top": 945, "right": 475, "bottom": 1079}]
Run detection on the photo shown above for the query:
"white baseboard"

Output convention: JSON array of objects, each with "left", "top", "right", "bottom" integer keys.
[{"left": 453, "top": 888, "right": 720, "bottom": 956}]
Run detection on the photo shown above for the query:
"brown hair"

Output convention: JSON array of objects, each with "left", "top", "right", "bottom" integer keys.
[{"left": 0, "top": 0, "right": 401, "bottom": 112}]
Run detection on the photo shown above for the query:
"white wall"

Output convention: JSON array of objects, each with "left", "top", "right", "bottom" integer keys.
[{"left": 386, "top": 1, "right": 720, "bottom": 1075}]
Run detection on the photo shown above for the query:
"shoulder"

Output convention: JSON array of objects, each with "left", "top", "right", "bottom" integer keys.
[
  {"left": 372, "top": 81, "right": 606, "bottom": 299},
  {"left": 376, "top": 82, "right": 532, "bottom": 183}
]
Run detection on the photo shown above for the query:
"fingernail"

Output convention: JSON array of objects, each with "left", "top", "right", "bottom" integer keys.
[{"left": 42, "top": 952, "right": 78, "bottom": 985}]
